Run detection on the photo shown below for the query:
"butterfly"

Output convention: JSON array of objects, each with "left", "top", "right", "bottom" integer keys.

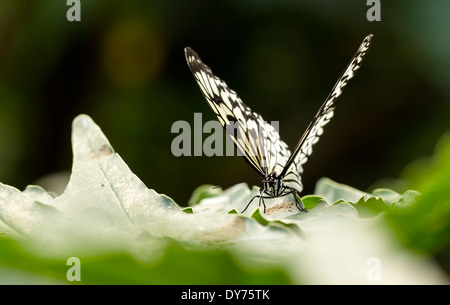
[{"left": 185, "top": 34, "right": 373, "bottom": 213}]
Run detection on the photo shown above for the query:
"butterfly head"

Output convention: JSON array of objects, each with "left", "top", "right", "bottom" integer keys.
[{"left": 263, "top": 173, "right": 284, "bottom": 197}]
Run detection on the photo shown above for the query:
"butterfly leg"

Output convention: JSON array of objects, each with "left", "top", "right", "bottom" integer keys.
[
  {"left": 241, "top": 193, "right": 261, "bottom": 213},
  {"left": 242, "top": 189, "right": 269, "bottom": 213},
  {"left": 292, "top": 189, "right": 307, "bottom": 212},
  {"left": 286, "top": 187, "right": 306, "bottom": 212},
  {"left": 259, "top": 193, "right": 267, "bottom": 214}
]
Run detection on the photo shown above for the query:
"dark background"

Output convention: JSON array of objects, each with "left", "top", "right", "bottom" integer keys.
[{"left": 1, "top": 0, "right": 449, "bottom": 206}]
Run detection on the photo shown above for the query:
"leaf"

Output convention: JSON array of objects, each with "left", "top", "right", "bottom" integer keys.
[
  {"left": 188, "top": 185, "right": 222, "bottom": 206},
  {"left": 315, "top": 178, "right": 421, "bottom": 217},
  {"left": 315, "top": 177, "right": 367, "bottom": 204},
  {"left": 181, "top": 207, "right": 194, "bottom": 214},
  {"left": 350, "top": 196, "right": 390, "bottom": 218},
  {"left": 0, "top": 182, "right": 61, "bottom": 239},
  {"left": 301, "top": 195, "right": 323, "bottom": 210},
  {"left": 0, "top": 114, "right": 446, "bottom": 284},
  {"left": 371, "top": 188, "right": 403, "bottom": 204},
  {"left": 391, "top": 190, "right": 421, "bottom": 210}
]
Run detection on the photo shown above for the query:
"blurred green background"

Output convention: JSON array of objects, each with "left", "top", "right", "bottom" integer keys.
[{"left": 0, "top": 0, "right": 449, "bottom": 207}]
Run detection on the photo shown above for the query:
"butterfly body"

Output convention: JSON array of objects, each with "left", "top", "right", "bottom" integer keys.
[
  {"left": 263, "top": 173, "right": 284, "bottom": 197},
  {"left": 185, "top": 35, "right": 373, "bottom": 213}
]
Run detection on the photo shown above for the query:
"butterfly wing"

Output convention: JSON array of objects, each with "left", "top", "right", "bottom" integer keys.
[
  {"left": 185, "top": 47, "right": 291, "bottom": 178},
  {"left": 281, "top": 34, "right": 374, "bottom": 192}
]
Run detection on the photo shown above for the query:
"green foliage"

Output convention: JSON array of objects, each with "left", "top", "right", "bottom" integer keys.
[
  {"left": 386, "top": 132, "right": 450, "bottom": 254},
  {"left": 0, "top": 237, "right": 291, "bottom": 285}
]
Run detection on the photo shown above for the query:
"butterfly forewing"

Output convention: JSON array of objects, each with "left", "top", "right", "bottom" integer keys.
[
  {"left": 280, "top": 34, "right": 373, "bottom": 190},
  {"left": 185, "top": 47, "right": 291, "bottom": 178}
]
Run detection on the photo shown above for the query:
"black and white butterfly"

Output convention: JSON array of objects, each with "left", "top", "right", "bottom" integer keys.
[{"left": 185, "top": 34, "right": 373, "bottom": 213}]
